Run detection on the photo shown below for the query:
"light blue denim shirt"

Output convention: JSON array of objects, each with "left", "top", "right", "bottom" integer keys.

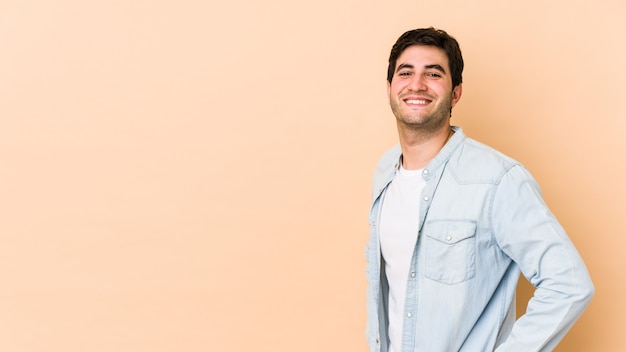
[{"left": 366, "top": 126, "right": 594, "bottom": 352}]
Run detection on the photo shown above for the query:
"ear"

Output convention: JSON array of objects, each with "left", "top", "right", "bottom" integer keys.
[
  {"left": 386, "top": 80, "right": 391, "bottom": 101},
  {"left": 451, "top": 84, "right": 462, "bottom": 107}
]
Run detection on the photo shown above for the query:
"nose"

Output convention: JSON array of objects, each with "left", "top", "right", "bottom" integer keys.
[{"left": 409, "top": 75, "right": 427, "bottom": 91}]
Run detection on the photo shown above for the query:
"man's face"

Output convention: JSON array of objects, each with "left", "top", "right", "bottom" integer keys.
[{"left": 387, "top": 45, "right": 462, "bottom": 131}]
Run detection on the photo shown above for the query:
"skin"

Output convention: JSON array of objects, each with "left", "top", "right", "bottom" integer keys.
[{"left": 387, "top": 45, "right": 463, "bottom": 170}]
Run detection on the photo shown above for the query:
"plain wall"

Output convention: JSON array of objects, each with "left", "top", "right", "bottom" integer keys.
[{"left": 1, "top": 0, "right": 624, "bottom": 351}]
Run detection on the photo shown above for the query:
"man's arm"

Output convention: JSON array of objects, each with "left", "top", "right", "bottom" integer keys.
[{"left": 491, "top": 165, "right": 594, "bottom": 351}]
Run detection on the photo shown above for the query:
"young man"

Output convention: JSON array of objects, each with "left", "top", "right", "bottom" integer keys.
[{"left": 365, "top": 28, "right": 594, "bottom": 352}]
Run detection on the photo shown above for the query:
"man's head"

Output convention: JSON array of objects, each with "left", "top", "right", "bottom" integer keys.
[
  {"left": 387, "top": 27, "right": 464, "bottom": 88},
  {"left": 386, "top": 28, "right": 464, "bottom": 131}
]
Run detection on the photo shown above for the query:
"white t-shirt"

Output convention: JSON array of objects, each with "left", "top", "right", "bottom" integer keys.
[{"left": 379, "top": 165, "right": 425, "bottom": 352}]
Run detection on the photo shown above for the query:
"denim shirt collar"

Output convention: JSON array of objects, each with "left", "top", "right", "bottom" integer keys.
[
  {"left": 421, "top": 125, "right": 465, "bottom": 181},
  {"left": 389, "top": 126, "right": 465, "bottom": 178},
  {"left": 372, "top": 126, "right": 466, "bottom": 202}
]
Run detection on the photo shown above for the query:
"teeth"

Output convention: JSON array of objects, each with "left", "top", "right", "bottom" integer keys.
[{"left": 406, "top": 99, "right": 427, "bottom": 104}]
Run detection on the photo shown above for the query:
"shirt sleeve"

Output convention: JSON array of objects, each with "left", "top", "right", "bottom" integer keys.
[{"left": 491, "top": 165, "right": 594, "bottom": 351}]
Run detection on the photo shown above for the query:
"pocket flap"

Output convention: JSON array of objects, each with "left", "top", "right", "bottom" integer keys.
[{"left": 424, "top": 221, "right": 477, "bottom": 244}]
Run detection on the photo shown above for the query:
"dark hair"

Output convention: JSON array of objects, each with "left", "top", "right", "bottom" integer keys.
[{"left": 387, "top": 27, "right": 464, "bottom": 88}]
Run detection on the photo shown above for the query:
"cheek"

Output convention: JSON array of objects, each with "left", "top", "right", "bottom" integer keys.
[{"left": 389, "top": 83, "right": 403, "bottom": 97}]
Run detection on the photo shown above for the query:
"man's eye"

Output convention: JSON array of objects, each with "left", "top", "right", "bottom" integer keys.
[
  {"left": 398, "top": 71, "right": 411, "bottom": 77},
  {"left": 427, "top": 72, "right": 441, "bottom": 78}
]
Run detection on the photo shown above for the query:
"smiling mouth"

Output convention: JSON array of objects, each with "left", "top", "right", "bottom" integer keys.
[{"left": 405, "top": 99, "right": 429, "bottom": 105}]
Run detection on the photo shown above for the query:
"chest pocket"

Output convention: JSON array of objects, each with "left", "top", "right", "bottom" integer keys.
[{"left": 423, "top": 221, "right": 477, "bottom": 285}]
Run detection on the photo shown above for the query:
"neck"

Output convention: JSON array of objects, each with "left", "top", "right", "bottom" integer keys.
[{"left": 398, "top": 125, "right": 453, "bottom": 170}]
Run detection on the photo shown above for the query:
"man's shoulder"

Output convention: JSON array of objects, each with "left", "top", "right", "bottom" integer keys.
[
  {"left": 370, "top": 144, "right": 401, "bottom": 200},
  {"left": 451, "top": 137, "right": 523, "bottom": 181},
  {"left": 460, "top": 137, "right": 516, "bottom": 161},
  {"left": 375, "top": 144, "right": 402, "bottom": 173}
]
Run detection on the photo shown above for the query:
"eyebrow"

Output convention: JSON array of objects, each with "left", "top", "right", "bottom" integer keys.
[
  {"left": 425, "top": 64, "right": 446, "bottom": 74},
  {"left": 396, "top": 63, "right": 447, "bottom": 74},
  {"left": 396, "top": 63, "right": 414, "bottom": 72}
]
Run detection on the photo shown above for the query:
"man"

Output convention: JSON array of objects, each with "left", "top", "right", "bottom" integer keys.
[{"left": 365, "top": 28, "right": 594, "bottom": 352}]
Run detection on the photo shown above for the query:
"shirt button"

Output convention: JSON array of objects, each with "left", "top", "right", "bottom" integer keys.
[
  {"left": 407, "top": 312, "right": 413, "bottom": 318},
  {"left": 423, "top": 169, "right": 429, "bottom": 175},
  {"left": 446, "top": 235, "right": 452, "bottom": 241},
  {"left": 423, "top": 196, "right": 430, "bottom": 201},
  {"left": 411, "top": 272, "right": 416, "bottom": 278}
]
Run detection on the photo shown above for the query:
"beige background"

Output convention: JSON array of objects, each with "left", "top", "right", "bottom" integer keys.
[{"left": 1, "top": 0, "right": 624, "bottom": 351}]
